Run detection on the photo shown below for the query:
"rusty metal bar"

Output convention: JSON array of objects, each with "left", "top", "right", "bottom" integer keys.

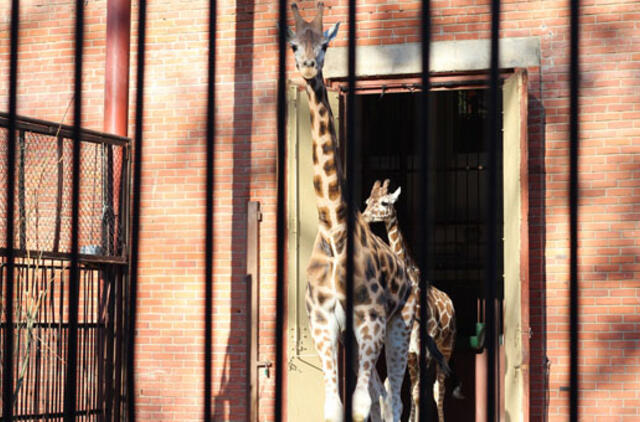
[
  {"left": 247, "top": 201, "right": 262, "bottom": 422},
  {"left": 104, "top": 0, "right": 131, "bottom": 260},
  {"left": 104, "top": 0, "right": 131, "bottom": 138}
]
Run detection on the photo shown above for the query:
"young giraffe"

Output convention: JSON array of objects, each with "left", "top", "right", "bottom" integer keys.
[
  {"left": 363, "top": 180, "right": 462, "bottom": 422},
  {"left": 288, "top": 4, "right": 416, "bottom": 421}
]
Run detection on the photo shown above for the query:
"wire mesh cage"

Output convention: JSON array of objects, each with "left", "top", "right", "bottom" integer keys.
[
  {"left": 0, "top": 114, "right": 129, "bottom": 259},
  {"left": 0, "top": 113, "right": 132, "bottom": 420}
]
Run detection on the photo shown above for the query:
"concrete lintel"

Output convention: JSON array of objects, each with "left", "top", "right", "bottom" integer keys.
[{"left": 324, "top": 37, "right": 540, "bottom": 78}]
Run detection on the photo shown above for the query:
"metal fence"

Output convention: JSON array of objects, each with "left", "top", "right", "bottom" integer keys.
[
  {"left": 1, "top": 110, "right": 132, "bottom": 418},
  {"left": 3, "top": 0, "right": 581, "bottom": 421}
]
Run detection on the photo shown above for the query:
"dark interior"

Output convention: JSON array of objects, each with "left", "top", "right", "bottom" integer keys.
[{"left": 352, "top": 88, "right": 504, "bottom": 421}]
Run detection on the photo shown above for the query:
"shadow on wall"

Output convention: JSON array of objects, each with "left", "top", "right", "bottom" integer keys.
[
  {"left": 527, "top": 85, "right": 549, "bottom": 421},
  {"left": 213, "top": 0, "right": 254, "bottom": 419}
]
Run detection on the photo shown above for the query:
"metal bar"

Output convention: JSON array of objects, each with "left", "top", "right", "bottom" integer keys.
[
  {"left": 0, "top": 248, "right": 128, "bottom": 265},
  {"left": 569, "top": 0, "right": 580, "bottom": 420},
  {"left": 486, "top": 0, "right": 501, "bottom": 419},
  {"left": 247, "top": 202, "right": 261, "bottom": 421},
  {"left": 18, "top": 130, "right": 26, "bottom": 250},
  {"left": 275, "top": 0, "right": 287, "bottom": 419},
  {"left": 105, "top": 269, "right": 116, "bottom": 422},
  {"left": 9, "top": 408, "right": 104, "bottom": 420},
  {"left": 53, "top": 136, "right": 64, "bottom": 253},
  {"left": 63, "top": 0, "right": 84, "bottom": 417},
  {"left": 3, "top": 2, "right": 18, "bottom": 417},
  {"left": 418, "top": 0, "right": 432, "bottom": 419},
  {"left": 0, "top": 113, "right": 130, "bottom": 146},
  {"left": 127, "top": 0, "right": 147, "bottom": 419},
  {"left": 344, "top": 0, "right": 357, "bottom": 418},
  {"left": 204, "top": 0, "right": 216, "bottom": 419}
]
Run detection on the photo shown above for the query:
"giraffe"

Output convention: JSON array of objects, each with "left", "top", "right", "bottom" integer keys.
[
  {"left": 362, "top": 179, "right": 463, "bottom": 422},
  {"left": 287, "top": 4, "right": 417, "bottom": 421}
]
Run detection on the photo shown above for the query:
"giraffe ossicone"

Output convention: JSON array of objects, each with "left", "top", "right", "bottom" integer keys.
[{"left": 288, "top": 4, "right": 417, "bottom": 421}]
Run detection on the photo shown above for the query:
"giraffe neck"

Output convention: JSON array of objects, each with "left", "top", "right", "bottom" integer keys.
[
  {"left": 385, "top": 215, "right": 414, "bottom": 267},
  {"left": 304, "top": 73, "right": 346, "bottom": 237}
]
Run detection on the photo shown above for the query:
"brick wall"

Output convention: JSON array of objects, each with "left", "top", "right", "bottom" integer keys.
[{"left": 1, "top": 0, "right": 639, "bottom": 420}]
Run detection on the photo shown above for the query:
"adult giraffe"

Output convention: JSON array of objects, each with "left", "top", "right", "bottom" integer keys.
[{"left": 287, "top": 3, "right": 415, "bottom": 421}]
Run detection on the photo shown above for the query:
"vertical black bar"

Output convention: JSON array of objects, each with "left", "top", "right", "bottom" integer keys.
[
  {"left": 204, "top": 0, "right": 216, "bottom": 419},
  {"left": 344, "top": 0, "right": 356, "bottom": 419},
  {"left": 418, "top": 0, "right": 431, "bottom": 420},
  {"left": 127, "top": 0, "right": 146, "bottom": 420},
  {"left": 486, "top": 0, "right": 500, "bottom": 419},
  {"left": 18, "top": 131, "right": 25, "bottom": 250},
  {"left": 3, "top": 0, "right": 19, "bottom": 419},
  {"left": 64, "top": 0, "right": 84, "bottom": 419},
  {"left": 275, "top": 0, "right": 286, "bottom": 419},
  {"left": 569, "top": 0, "right": 580, "bottom": 420}
]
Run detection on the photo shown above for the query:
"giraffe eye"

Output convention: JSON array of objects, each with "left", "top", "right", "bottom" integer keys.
[
  {"left": 291, "top": 44, "right": 298, "bottom": 52},
  {"left": 381, "top": 201, "right": 389, "bottom": 206}
]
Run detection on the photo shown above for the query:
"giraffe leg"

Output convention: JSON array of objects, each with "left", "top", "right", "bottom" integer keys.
[
  {"left": 407, "top": 315, "right": 421, "bottom": 422},
  {"left": 351, "top": 309, "right": 386, "bottom": 422},
  {"left": 407, "top": 351, "right": 419, "bottom": 422},
  {"left": 433, "top": 367, "right": 447, "bottom": 422},
  {"left": 369, "top": 366, "right": 385, "bottom": 422},
  {"left": 349, "top": 338, "right": 384, "bottom": 422},
  {"left": 306, "top": 287, "right": 343, "bottom": 422},
  {"left": 384, "top": 294, "right": 415, "bottom": 422}
]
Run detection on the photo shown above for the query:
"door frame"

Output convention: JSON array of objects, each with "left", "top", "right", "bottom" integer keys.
[{"left": 285, "top": 69, "right": 530, "bottom": 421}]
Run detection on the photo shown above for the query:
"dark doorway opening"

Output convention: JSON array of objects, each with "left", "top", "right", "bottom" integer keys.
[{"left": 350, "top": 87, "right": 504, "bottom": 421}]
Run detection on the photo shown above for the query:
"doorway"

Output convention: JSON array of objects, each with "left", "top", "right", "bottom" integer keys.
[
  {"left": 285, "top": 71, "right": 529, "bottom": 421},
  {"left": 349, "top": 87, "right": 504, "bottom": 421}
]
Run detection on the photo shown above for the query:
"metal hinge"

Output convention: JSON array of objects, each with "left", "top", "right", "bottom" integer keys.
[{"left": 257, "top": 360, "right": 272, "bottom": 377}]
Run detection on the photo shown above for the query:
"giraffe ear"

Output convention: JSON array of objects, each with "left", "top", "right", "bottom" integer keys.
[
  {"left": 389, "top": 187, "right": 401, "bottom": 203},
  {"left": 324, "top": 22, "right": 340, "bottom": 43},
  {"left": 286, "top": 27, "right": 296, "bottom": 43}
]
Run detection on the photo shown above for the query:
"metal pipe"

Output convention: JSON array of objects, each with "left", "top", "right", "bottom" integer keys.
[
  {"left": 104, "top": 0, "right": 131, "bottom": 257},
  {"left": 247, "top": 201, "right": 262, "bottom": 422},
  {"left": 104, "top": 0, "right": 131, "bottom": 138},
  {"left": 127, "top": 0, "right": 147, "bottom": 419}
]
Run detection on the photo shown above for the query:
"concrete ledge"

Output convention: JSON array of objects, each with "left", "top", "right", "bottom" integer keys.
[{"left": 324, "top": 37, "right": 540, "bottom": 79}]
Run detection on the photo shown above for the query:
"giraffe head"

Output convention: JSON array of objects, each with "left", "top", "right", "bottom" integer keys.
[
  {"left": 362, "top": 179, "right": 401, "bottom": 223},
  {"left": 288, "top": 2, "right": 340, "bottom": 80}
]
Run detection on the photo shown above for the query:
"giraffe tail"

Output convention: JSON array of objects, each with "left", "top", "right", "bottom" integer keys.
[
  {"left": 447, "top": 364, "right": 465, "bottom": 400},
  {"left": 425, "top": 335, "right": 466, "bottom": 400},
  {"left": 452, "top": 381, "right": 465, "bottom": 400},
  {"left": 424, "top": 335, "right": 452, "bottom": 377}
]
